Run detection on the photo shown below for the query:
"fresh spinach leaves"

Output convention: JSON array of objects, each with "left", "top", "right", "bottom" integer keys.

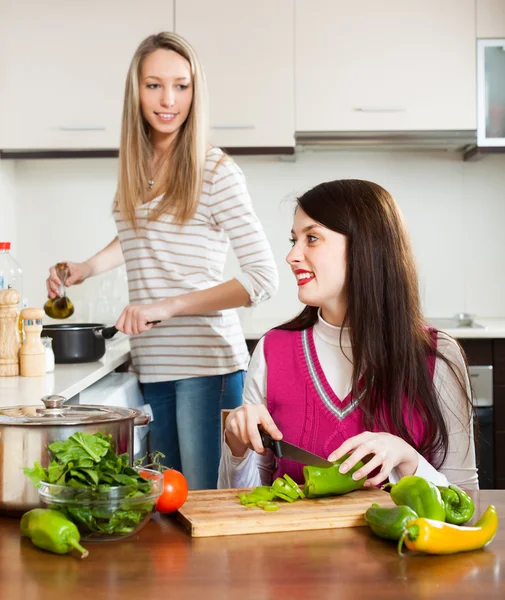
[{"left": 24, "top": 432, "right": 155, "bottom": 537}]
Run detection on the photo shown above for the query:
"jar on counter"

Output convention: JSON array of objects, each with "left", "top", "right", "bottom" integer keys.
[{"left": 41, "top": 337, "right": 55, "bottom": 373}]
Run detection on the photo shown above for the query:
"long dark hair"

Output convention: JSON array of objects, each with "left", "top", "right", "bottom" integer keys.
[{"left": 278, "top": 179, "right": 471, "bottom": 467}]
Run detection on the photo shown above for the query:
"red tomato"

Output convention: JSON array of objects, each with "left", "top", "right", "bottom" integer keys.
[{"left": 156, "top": 469, "right": 189, "bottom": 513}]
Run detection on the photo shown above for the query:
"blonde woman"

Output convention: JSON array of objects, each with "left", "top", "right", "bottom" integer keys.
[{"left": 46, "top": 33, "right": 278, "bottom": 489}]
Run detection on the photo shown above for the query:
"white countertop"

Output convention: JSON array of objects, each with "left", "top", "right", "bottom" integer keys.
[
  {"left": 240, "top": 317, "right": 505, "bottom": 340},
  {"left": 430, "top": 318, "right": 505, "bottom": 339},
  {"left": 0, "top": 337, "right": 131, "bottom": 408}
]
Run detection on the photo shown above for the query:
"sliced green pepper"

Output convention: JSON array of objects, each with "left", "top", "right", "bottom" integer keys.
[
  {"left": 283, "top": 474, "right": 305, "bottom": 499},
  {"left": 238, "top": 485, "right": 276, "bottom": 506},
  {"left": 303, "top": 454, "right": 366, "bottom": 498},
  {"left": 272, "top": 478, "right": 299, "bottom": 500},
  {"left": 383, "top": 476, "right": 446, "bottom": 521},
  {"left": 273, "top": 489, "right": 297, "bottom": 502},
  {"left": 437, "top": 484, "right": 475, "bottom": 525},
  {"left": 365, "top": 503, "right": 419, "bottom": 541}
]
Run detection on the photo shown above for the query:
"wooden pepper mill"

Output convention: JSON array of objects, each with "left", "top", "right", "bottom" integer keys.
[
  {"left": 0, "top": 288, "right": 21, "bottom": 377},
  {"left": 20, "top": 307, "right": 46, "bottom": 377}
]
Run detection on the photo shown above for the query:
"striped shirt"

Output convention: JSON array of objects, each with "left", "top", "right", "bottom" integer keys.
[{"left": 114, "top": 147, "right": 278, "bottom": 383}]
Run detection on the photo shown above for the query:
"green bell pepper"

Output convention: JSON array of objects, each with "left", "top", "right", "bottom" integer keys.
[
  {"left": 365, "top": 503, "right": 419, "bottom": 541},
  {"left": 303, "top": 454, "right": 366, "bottom": 498},
  {"left": 437, "top": 484, "right": 475, "bottom": 525},
  {"left": 383, "top": 476, "right": 446, "bottom": 521},
  {"left": 20, "top": 508, "right": 88, "bottom": 559}
]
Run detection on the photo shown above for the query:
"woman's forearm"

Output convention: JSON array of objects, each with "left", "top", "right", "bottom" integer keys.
[
  {"left": 86, "top": 237, "right": 124, "bottom": 276},
  {"left": 171, "top": 278, "right": 251, "bottom": 316}
]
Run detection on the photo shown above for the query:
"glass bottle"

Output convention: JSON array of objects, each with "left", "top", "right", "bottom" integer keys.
[
  {"left": 0, "top": 242, "right": 23, "bottom": 300},
  {"left": 44, "top": 262, "right": 75, "bottom": 319}
]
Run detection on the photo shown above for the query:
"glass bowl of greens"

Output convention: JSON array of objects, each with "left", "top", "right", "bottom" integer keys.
[{"left": 38, "top": 467, "right": 162, "bottom": 542}]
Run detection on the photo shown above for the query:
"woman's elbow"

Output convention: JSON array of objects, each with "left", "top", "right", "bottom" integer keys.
[{"left": 254, "top": 264, "right": 279, "bottom": 305}]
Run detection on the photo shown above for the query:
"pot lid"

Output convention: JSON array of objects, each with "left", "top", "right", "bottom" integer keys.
[{"left": 0, "top": 395, "right": 140, "bottom": 426}]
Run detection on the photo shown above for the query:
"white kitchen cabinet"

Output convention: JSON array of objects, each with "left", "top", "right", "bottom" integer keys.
[
  {"left": 477, "top": 0, "right": 505, "bottom": 38},
  {"left": 0, "top": 0, "right": 174, "bottom": 151},
  {"left": 295, "top": 0, "right": 476, "bottom": 132},
  {"left": 175, "top": 0, "right": 295, "bottom": 149}
]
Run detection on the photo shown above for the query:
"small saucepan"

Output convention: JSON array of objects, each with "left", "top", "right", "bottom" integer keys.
[{"left": 42, "top": 321, "right": 160, "bottom": 364}]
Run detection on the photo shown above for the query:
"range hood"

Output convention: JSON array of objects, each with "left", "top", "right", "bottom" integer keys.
[{"left": 295, "top": 130, "right": 477, "bottom": 153}]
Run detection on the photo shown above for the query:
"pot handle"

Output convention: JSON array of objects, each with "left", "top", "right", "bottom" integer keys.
[
  {"left": 94, "top": 321, "right": 161, "bottom": 340},
  {"left": 133, "top": 410, "right": 151, "bottom": 427},
  {"left": 94, "top": 325, "right": 119, "bottom": 340}
]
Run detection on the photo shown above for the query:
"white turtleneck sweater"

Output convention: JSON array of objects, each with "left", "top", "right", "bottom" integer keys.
[{"left": 218, "top": 315, "right": 479, "bottom": 490}]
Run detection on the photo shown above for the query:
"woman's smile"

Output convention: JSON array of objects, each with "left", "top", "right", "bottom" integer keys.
[
  {"left": 154, "top": 111, "right": 179, "bottom": 122},
  {"left": 294, "top": 269, "right": 315, "bottom": 286}
]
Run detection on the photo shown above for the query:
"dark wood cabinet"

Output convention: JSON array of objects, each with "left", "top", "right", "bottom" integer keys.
[
  {"left": 458, "top": 339, "right": 493, "bottom": 366},
  {"left": 459, "top": 338, "right": 504, "bottom": 489},
  {"left": 492, "top": 341, "right": 505, "bottom": 488},
  {"left": 493, "top": 340, "right": 505, "bottom": 386}
]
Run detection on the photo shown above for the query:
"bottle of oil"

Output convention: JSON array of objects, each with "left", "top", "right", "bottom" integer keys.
[{"left": 44, "top": 262, "right": 75, "bottom": 319}]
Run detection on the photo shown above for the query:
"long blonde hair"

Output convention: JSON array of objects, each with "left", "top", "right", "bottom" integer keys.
[{"left": 115, "top": 32, "right": 208, "bottom": 228}]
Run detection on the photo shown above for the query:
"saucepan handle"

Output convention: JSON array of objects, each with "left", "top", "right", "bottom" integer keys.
[
  {"left": 134, "top": 411, "right": 151, "bottom": 426},
  {"left": 94, "top": 321, "right": 161, "bottom": 340},
  {"left": 95, "top": 325, "right": 119, "bottom": 340}
]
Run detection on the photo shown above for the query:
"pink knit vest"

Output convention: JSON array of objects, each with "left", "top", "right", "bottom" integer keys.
[{"left": 264, "top": 326, "right": 437, "bottom": 484}]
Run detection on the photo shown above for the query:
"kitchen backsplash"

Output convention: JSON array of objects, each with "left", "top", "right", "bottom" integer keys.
[{"left": 1, "top": 149, "right": 505, "bottom": 324}]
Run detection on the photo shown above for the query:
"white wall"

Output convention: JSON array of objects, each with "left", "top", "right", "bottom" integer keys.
[
  {"left": 10, "top": 158, "right": 128, "bottom": 323},
  {"left": 5, "top": 150, "right": 505, "bottom": 325}
]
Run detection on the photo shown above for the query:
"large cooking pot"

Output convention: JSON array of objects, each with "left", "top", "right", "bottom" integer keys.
[
  {"left": 0, "top": 395, "right": 150, "bottom": 515},
  {"left": 42, "top": 323, "right": 120, "bottom": 363}
]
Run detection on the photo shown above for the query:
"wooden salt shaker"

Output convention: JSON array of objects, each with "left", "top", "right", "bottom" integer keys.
[
  {"left": 0, "top": 288, "right": 21, "bottom": 377},
  {"left": 20, "top": 308, "right": 46, "bottom": 377}
]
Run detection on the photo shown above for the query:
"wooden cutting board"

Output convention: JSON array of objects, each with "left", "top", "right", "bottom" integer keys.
[{"left": 176, "top": 487, "right": 395, "bottom": 538}]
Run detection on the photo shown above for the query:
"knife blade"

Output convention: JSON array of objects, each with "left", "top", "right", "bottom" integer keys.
[{"left": 259, "top": 429, "right": 334, "bottom": 468}]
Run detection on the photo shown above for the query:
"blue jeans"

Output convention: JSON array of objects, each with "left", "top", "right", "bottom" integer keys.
[{"left": 141, "top": 371, "right": 245, "bottom": 490}]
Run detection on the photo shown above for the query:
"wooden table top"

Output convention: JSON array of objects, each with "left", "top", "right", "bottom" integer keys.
[{"left": 1, "top": 490, "right": 504, "bottom": 600}]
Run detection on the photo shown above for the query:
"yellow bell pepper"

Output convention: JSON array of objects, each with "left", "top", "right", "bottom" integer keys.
[{"left": 398, "top": 505, "right": 498, "bottom": 556}]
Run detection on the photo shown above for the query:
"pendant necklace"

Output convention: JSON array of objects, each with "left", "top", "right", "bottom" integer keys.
[{"left": 148, "top": 158, "right": 164, "bottom": 191}]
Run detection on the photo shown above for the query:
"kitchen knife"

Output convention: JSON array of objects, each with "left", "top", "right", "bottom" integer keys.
[{"left": 259, "top": 429, "right": 334, "bottom": 468}]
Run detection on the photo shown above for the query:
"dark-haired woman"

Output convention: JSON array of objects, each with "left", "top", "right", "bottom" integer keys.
[{"left": 218, "top": 179, "right": 478, "bottom": 490}]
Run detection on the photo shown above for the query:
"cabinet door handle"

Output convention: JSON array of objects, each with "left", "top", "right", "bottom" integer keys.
[
  {"left": 353, "top": 107, "right": 406, "bottom": 113},
  {"left": 57, "top": 126, "right": 106, "bottom": 131},
  {"left": 211, "top": 124, "right": 256, "bottom": 130}
]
